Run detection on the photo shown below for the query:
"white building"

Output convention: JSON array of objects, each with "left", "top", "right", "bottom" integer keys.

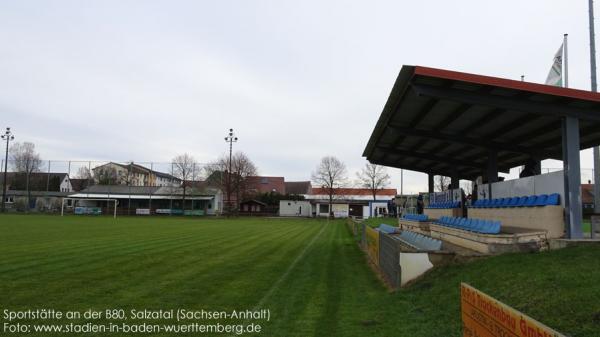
[
  {"left": 305, "top": 187, "right": 398, "bottom": 218},
  {"left": 279, "top": 200, "right": 312, "bottom": 217}
]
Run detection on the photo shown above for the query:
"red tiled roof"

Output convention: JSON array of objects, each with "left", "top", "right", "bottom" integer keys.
[
  {"left": 311, "top": 187, "right": 397, "bottom": 196},
  {"left": 246, "top": 176, "right": 286, "bottom": 194}
]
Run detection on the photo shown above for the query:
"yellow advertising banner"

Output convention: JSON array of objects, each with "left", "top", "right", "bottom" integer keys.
[
  {"left": 461, "top": 283, "right": 565, "bottom": 337},
  {"left": 365, "top": 226, "right": 379, "bottom": 266}
]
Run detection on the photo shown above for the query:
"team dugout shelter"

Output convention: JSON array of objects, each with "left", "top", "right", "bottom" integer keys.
[{"left": 363, "top": 65, "right": 600, "bottom": 239}]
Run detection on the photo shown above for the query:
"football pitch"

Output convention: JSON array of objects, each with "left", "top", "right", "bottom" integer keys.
[{"left": 1, "top": 215, "right": 599, "bottom": 337}]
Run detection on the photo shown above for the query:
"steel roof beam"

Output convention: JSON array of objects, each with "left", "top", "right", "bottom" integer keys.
[
  {"left": 375, "top": 145, "right": 484, "bottom": 169},
  {"left": 412, "top": 83, "right": 600, "bottom": 122},
  {"left": 386, "top": 124, "right": 535, "bottom": 155},
  {"left": 391, "top": 98, "right": 439, "bottom": 148}
]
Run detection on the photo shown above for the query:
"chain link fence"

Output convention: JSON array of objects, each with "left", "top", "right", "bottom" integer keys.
[
  {"left": 0, "top": 160, "right": 221, "bottom": 191},
  {"left": 0, "top": 160, "right": 224, "bottom": 214},
  {"left": 541, "top": 168, "right": 596, "bottom": 184}
]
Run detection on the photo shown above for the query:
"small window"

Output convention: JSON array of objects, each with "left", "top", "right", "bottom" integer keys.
[
  {"left": 261, "top": 177, "right": 268, "bottom": 184},
  {"left": 319, "top": 204, "right": 329, "bottom": 214}
]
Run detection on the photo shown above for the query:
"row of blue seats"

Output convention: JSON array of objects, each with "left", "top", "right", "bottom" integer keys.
[
  {"left": 427, "top": 201, "right": 460, "bottom": 209},
  {"left": 397, "top": 230, "right": 442, "bottom": 251},
  {"left": 402, "top": 214, "right": 429, "bottom": 222},
  {"left": 378, "top": 224, "right": 399, "bottom": 234},
  {"left": 471, "top": 194, "right": 559, "bottom": 208},
  {"left": 437, "top": 216, "right": 501, "bottom": 234}
]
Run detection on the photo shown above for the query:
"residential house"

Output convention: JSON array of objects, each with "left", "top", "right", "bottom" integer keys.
[
  {"left": 1, "top": 172, "right": 73, "bottom": 211},
  {"left": 582, "top": 184, "right": 596, "bottom": 214},
  {"left": 284, "top": 181, "right": 312, "bottom": 196},
  {"left": 2, "top": 172, "right": 72, "bottom": 192},
  {"left": 92, "top": 162, "right": 181, "bottom": 187},
  {"left": 246, "top": 176, "right": 286, "bottom": 194}
]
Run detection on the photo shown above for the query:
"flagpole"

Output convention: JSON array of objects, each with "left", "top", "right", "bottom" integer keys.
[
  {"left": 589, "top": 0, "right": 600, "bottom": 214},
  {"left": 591, "top": 0, "right": 598, "bottom": 92},
  {"left": 564, "top": 33, "right": 569, "bottom": 88}
]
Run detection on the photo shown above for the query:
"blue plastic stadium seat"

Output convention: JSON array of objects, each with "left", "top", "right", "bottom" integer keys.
[
  {"left": 499, "top": 198, "right": 511, "bottom": 208},
  {"left": 489, "top": 220, "right": 501, "bottom": 234},
  {"left": 516, "top": 196, "right": 528, "bottom": 207},
  {"left": 403, "top": 214, "right": 429, "bottom": 222},
  {"left": 465, "top": 219, "right": 474, "bottom": 230},
  {"left": 507, "top": 197, "right": 519, "bottom": 207},
  {"left": 435, "top": 216, "right": 501, "bottom": 235},
  {"left": 474, "top": 219, "right": 486, "bottom": 232},
  {"left": 534, "top": 194, "right": 548, "bottom": 206},
  {"left": 545, "top": 193, "right": 560, "bottom": 205},
  {"left": 378, "top": 224, "right": 398, "bottom": 234},
  {"left": 524, "top": 195, "right": 538, "bottom": 207}
]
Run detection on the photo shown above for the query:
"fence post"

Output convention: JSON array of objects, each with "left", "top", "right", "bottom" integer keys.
[{"left": 46, "top": 160, "right": 51, "bottom": 192}]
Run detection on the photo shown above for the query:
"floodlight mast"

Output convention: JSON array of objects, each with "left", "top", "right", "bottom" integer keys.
[
  {"left": 1, "top": 127, "right": 14, "bottom": 212},
  {"left": 224, "top": 128, "right": 238, "bottom": 214},
  {"left": 589, "top": 0, "right": 600, "bottom": 214}
]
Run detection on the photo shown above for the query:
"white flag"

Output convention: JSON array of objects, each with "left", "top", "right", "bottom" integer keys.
[{"left": 545, "top": 44, "right": 563, "bottom": 86}]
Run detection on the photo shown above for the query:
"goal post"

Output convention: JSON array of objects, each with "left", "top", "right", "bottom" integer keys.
[{"left": 61, "top": 198, "right": 119, "bottom": 218}]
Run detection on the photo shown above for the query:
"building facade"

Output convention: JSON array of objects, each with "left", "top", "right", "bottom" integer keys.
[{"left": 92, "top": 162, "right": 181, "bottom": 187}]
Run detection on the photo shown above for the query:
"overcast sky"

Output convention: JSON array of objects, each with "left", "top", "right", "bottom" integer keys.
[{"left": 1, "top": 1, "right": 599, "bottom": 193}]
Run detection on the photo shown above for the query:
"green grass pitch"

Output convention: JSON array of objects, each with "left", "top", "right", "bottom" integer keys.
[{"left": 1, "top": 214, "right": 599, "bottom": 336}]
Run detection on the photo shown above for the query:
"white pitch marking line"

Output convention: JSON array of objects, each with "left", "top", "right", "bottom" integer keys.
[{"left": 253, "top": 218, "right": 329, "bottom": 310}]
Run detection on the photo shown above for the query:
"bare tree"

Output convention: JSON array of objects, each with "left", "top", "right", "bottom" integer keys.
[
  {"left": 72, "top": 166, "right": 94, "bottom": 190},
  {"left": 231, "top": 152, "right": 258, "bottom": 205},
  {"left": 10, "top": 142, "right": 43, "bottom": 209},
  {"left": 356, "top": 162, "right": 391, "bottom": 200},
  {"left": 311, "top": 156, "right": 348, "bottom": 218},
  {"left": 204, "top": 151, "right": 257, "bottom": 213},
  {"left": 172, "top": 153, "right": 197, "bottom": 210},
  {"left": 94, "top": 166, "right": 118, "bottom": 185},
  {"left": 74, "top": 166, "right": 93, "bottom": 180},
  {"left": 435, "top": 175, "right": 451, "bottom": 192},
  {"left": 460, "top": 180, "right": 473, "bottom": 195}
]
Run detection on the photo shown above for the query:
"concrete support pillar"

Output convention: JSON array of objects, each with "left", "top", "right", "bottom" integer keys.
[
  {"left": 562, "top": 116, "right": 583, "bottom": 239},
  {"left": 594, "top": 147, "right": 600, "bottom": 213},
  {"left": 533, "top": 159, "right": 542, "bottom": 175},
  {"left": 428, "top": 174, "right": 434, "bottom": 193},
  {"left": 450, "top": 170, "right": 459, "bottom": 190},
  {"left": 487, "top": 150, "right": 498, "bottom": 199}
]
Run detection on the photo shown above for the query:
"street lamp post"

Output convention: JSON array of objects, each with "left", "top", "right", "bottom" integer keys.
[
  {"left": 224, "top": 129, "right": 238, "bottom": 214},
  {"left": 1, "top": 127, "right": 14, "bottom": 212}
]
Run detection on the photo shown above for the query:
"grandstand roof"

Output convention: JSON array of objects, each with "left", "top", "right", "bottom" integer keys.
[{"left": 363, "top": 65, "right": 600, "bottom": 180}]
